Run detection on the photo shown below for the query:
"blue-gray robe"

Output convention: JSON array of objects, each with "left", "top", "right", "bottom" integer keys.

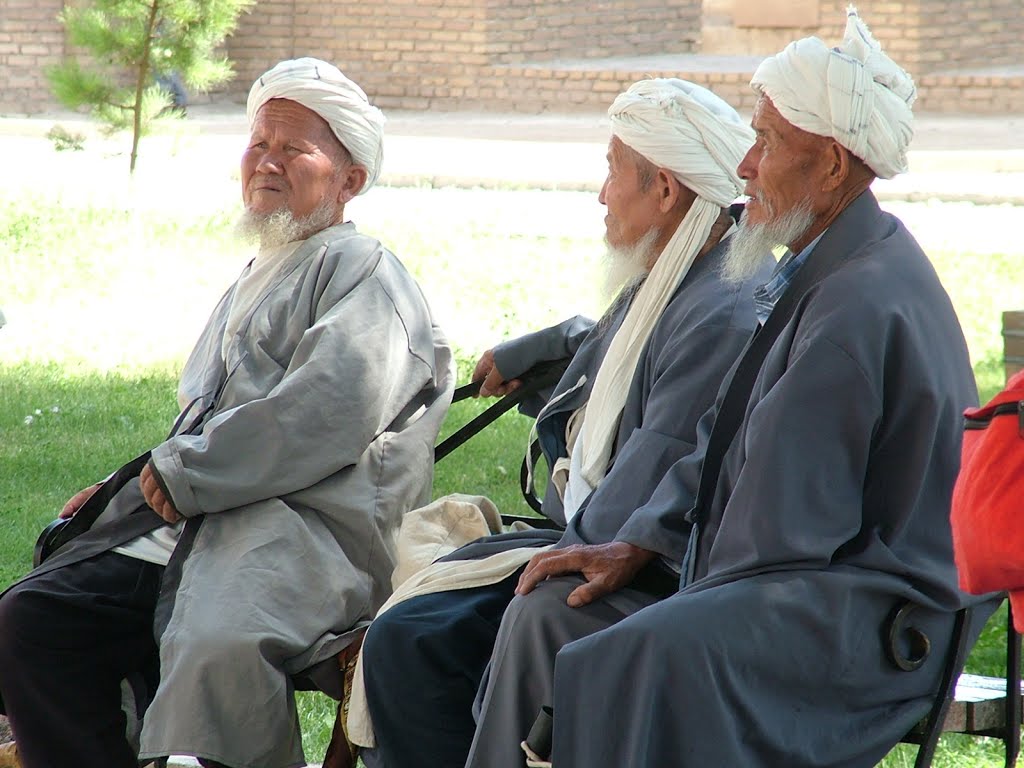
[
  {"left": 550, "top": 191, "right": 997, "bottom": 768},
  {"left": 461, "top": 238, "right": 773, "bottom": 554}
]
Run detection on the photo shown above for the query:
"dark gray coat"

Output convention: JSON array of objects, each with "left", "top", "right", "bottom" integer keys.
[
  {"left": 551, "top": 191, "right": 998, "bottom": 768},
  {"left": 462, "top": 238, "right": 773, "bottom": 561}
]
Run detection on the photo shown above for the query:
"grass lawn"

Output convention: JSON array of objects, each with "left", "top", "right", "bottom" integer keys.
[{"left": 1, "top": 172, "right": 1022, "bottom": 765}]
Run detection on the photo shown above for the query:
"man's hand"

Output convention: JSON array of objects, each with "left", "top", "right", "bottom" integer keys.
[
  {"left": 516, "top": 542, "right": 657, "bottom": 608},
  {"left": 60, "top": 483, "right": 102, "bottom": 519},
  {"left": 140, "top": 464, "right": 181, "bottom": 524},
  {"left": 472, "top": 349, "right": 522, "bottom": 398}
]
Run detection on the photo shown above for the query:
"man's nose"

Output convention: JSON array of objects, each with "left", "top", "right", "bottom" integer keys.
[
  {"left": 256, "top": 151, "right": 284, "bottom": 174},
  {"left": 737, "top": 147, "right": 758, "bottom": 181}
]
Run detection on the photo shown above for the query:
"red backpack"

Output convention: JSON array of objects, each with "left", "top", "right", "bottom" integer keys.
[{"left": 950, "top": 368, "right": 1024, "bottom": 629}]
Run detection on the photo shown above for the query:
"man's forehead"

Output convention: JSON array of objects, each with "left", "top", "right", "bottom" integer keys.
[
  {"left": 250, "top": 99, "right": 337, "bottom": 140},
  {"left": 752, "top": 96, "right": 823, "bottom": 149}
]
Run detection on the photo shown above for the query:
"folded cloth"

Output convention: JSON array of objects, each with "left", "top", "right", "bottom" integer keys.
[
  {"left": 950, "top": 369, "right": 1024, "bottom": 629},
  {"left": 348, "top": 493, "right": 553, "bottom": 747},
  {"left": 0, "top": 740, "right": 19, "bottom": 768},
  {"left": 391, "top": 493, "right": 502, "bottom": 590}
]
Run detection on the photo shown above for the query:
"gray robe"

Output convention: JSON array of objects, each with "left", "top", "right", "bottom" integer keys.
[
  {"left": 458, "top": 238, "right": 773, "bottom": 553},
  {"left": 550, "top": 192, "right": 997, "bottom": 768},
  {"left": 21, "top": 223, "right": 454, "bottom": 768},
  {"left": 453, "top": 242, "right": 774, "bottom": 768}
]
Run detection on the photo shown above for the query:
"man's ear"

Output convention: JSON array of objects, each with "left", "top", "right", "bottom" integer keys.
[
  {"left": 657, "top": 169, "right": 682, "bottom": 214},
  {"left": 821, "top": 140, "right": 850, "bottom": 192},
  {"left": 337, "top": 165, "right": 369, "bottom": 205}
]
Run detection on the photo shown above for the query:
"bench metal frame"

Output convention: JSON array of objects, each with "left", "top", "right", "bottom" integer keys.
[{"left": 905, "top": 600, "right": 1021, "bottom": 768}]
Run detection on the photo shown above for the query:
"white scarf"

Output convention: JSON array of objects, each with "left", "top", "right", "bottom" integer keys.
[
  {"left": 561, "top": 79, "right": 752, "bottom": 521},
  {"left": 221, "top": 240, "right": 303, "bottom": 361}
]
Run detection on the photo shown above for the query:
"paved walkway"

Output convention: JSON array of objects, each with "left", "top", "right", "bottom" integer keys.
[{"left": 2, "top": 103, "right": 1023, "bottom": 205}]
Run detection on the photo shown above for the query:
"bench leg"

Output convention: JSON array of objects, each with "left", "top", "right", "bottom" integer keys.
[
  {"left": 1005, "top": 601, "right": 1020, "bottom": 768},
  {"left": 914, "top": 608, "right": 972, "bottom": 768}
]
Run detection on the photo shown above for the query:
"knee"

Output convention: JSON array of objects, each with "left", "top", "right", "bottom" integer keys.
[
  {"left": 501, "top": 580, "right": 576, "bottom": 639},
  {"left": 175, "top": 625, "right": 266, "bottom": 676},
  {"left": 363, "top": 599, "right": 442, "bottom": 673}
]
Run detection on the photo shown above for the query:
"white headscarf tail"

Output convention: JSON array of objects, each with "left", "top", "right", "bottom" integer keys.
[
  {"left": 247, "top": 58, "right": 386, "bottom": 194},
  {"left": 560, "top": 79, "right": 752, "bottom": 519}
]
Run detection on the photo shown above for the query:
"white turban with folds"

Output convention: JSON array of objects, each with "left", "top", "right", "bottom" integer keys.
[
  {"left": 750, "top": 5, "right": 916, "bottom": 180},
  {"left": 559, "top": 79, "right": 754, "bottom": 521},
  {"left": 246, "top": 57, "right": 385, "bottom": 194}
]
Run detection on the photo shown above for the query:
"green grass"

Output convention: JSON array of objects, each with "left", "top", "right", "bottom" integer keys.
[{"left": 1, "top": 187, "right": 1022, "bottom": 765}]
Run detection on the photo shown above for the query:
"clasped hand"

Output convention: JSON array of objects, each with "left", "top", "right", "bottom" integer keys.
[{"left": 59, "top": 466, "right": 181, "bottom": 524}]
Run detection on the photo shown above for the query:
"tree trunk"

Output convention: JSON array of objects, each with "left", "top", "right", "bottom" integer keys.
[{"left": 130, "top": 0, "right": 162, "bottom": 173}]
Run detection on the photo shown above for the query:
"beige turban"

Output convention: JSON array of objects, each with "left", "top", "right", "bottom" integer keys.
[
  {"left": 608, "top": 78, "right": 752, "bottom": 207},
  {"left": 560, "top": 79, "right": 754, "bottom": 519},
  {"left": 246, "top": 57, "right": 385, "bottom": 194},
  {"left": 750, "top": 6, "right": 916, "bottom": 179}
]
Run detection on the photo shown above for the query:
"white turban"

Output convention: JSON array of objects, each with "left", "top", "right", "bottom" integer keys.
[
  {"left": 750, "top": 5, "right": 916, "bottom": 179},
  {"left": 246, "top": 57, "right": 385, "bottom": 194},
  {"left": 560, "top": 79, "right": 754, "bottom": 520},
  {"left": 608, "top": 78, "right": 752, "bottom": 207}
]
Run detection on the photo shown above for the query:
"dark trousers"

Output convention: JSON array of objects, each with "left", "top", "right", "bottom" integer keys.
[
  {"left": 0, "top": 551, "right": 162, "bottom": 768},
  {"left": 360, "top": 572, "right": 521, "bottom": 768}
]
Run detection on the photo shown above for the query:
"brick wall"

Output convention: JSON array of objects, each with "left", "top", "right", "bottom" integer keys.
[
  {"left": 2, "top": 0, "right": 1020, "bottom": 117},
  {"left": 224, "top": 0, "right": 701, "bottom": 107},
  {"left": 713, "top": 0, "right": 1024, "bottom": 75},
  {"left": 485, "top": 0, "right": 700, "bottom": 63},
  {"left": 0, "top": 0, "right": 65, "bottom": 115}
]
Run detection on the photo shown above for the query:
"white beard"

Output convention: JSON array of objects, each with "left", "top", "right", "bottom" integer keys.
[
  {"left": 235, "top": 199, "right": 340, "bottom": 250},
  {"left": 722, "top": 200, "right": 815, "bottom": 283},
  {"left": 601, "top": 227, "right": 659, "bottom": 301}
]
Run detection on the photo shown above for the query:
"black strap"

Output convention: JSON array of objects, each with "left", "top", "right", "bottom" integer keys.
[
  {"left": 686, "top": 240, "right": 850, "bottom": 533},
  {"left": 435, "top": 359, "right": 569, "bottom": 463}
]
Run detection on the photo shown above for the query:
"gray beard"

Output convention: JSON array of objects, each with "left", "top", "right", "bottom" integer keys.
[
  {"left": 601, "top": 227, "right": 659, "bottom": 302},
  {"left": 235, "top": 199, "right": 340, "bottom": 249},
  {"left": 722, "top": 201, "right": 816, "bottom": 284}
]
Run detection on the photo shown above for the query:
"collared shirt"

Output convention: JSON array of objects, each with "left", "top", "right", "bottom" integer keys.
[{"left": 753, "top": 231, "right": 827, "bottom": 325}]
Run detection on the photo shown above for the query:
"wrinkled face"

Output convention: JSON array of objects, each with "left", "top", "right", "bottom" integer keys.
[
  {"left": 241, "top": 99, "right": 349, "bottom": 220},
  {"left": 737, "top": 96, "right": 831, "bottom": 229},
  {"left": 598, "top": 137, "right": 662, "bottom": 250}
]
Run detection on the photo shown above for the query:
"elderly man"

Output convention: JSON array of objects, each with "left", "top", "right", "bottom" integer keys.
[
  {"left": 356, "top": 79, "right": 773, "bottom": 768},
  {"left": 537, "top": 9, "right": 997, "bottom": 767},
  {"left": 0, "top": 58, "right": 453, "bottom": 768}
]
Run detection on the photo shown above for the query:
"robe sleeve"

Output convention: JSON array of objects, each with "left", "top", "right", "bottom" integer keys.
[
  {"left": 149, "top": 269, "right": 434, "bottom": 518},
  {"left": 492, "top": 315, "right": 594, "bottom": 418},
  {"left": 573, "top": 322, "right": 750, "bottom": 553},
  {"left": 616, "top": 333, "right": 881, "bottom": 570},
  {"left": 492, "top": 315, "right": 595, "bottom": 379},
  {"left": 696, "top": 336, "right": 880, "bottom": 579}
]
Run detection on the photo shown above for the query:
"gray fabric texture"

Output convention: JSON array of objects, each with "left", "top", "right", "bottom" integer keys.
[
  {"left": 464, "top": 576, "right": 658, "bottom": 768},
  {"left": 13, "top": 222, "right": 454, "bottom": 768},
  {"left": 548, "top": 191, "right": 999, "bottom": 768},
  {"left": 456, "top": 237, "right": 773, "bottom": 544}
]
